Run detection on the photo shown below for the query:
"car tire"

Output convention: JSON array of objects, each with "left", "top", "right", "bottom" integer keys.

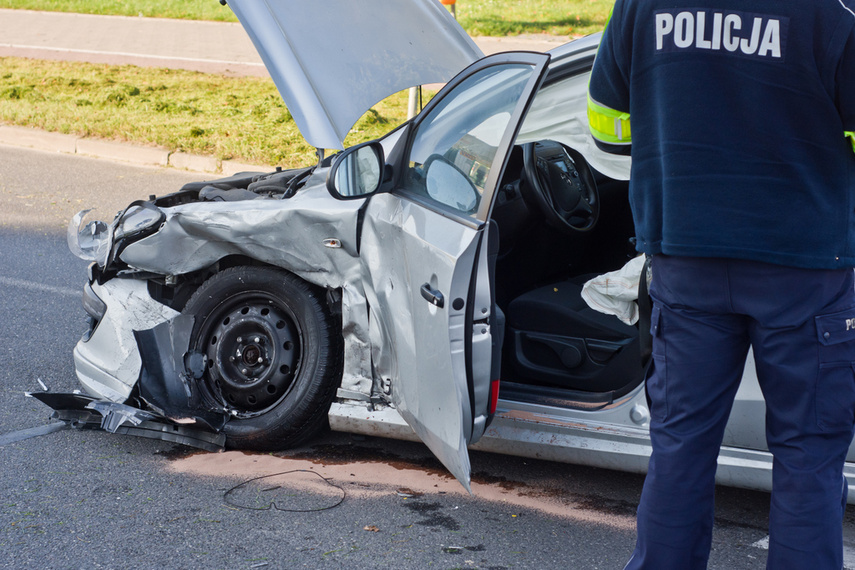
[{"left": 183, "top": 266, "right": 342, "bottom": 450}]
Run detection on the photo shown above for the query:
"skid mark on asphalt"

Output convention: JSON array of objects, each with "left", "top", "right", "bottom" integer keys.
[
  {"left": 0, "top": 276, "right": 79, "bottom": 297},
  {"left": 168, "top": 450, "right": 637, "bottom": 530},
  {"left": 752, "top": 536, "right": 855, "bottom": 569}
]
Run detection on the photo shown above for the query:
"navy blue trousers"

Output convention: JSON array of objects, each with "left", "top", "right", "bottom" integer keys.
[{"left": 625, "top": 256, "right": 855, "bottom": 570}]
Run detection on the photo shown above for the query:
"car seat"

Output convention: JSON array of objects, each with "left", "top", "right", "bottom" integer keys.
[{"left": 504, "top": 277, "right": 643, "bottom": 393}]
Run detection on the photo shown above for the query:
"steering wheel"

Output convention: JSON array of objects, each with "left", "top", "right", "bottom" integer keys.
[{"left": 521, "top": 140, "right": 599, "bottom": 233}]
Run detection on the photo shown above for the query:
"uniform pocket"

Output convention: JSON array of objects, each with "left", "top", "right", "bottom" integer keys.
[
  {"left": 646, "top": 305, "right": 668, "bottom": 422},
  {"left": 815, "top": 362, "right": 855, "bottom": 432},
  {"left": 815, "top": 309, "right": 855, "bottom": 432}
]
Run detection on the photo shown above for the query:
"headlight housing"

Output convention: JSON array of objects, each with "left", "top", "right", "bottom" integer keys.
[
  {"left": 114, "top": 203, "right": 164, "bottom": 241},
  {"left": 67, "top": 209, "right": 112, "bottom": 266},
  {"left": 68, "top": 201, "right": 164, "bottom": 268}
]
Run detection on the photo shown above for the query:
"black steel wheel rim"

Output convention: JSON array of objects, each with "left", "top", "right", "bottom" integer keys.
[{"left": 198, "top": 292, "right": 302, "bottom": 416}]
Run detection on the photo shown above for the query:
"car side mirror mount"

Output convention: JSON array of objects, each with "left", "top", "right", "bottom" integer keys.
[{"left": 327, "top": 141, "right": 385, "bottom": 199}]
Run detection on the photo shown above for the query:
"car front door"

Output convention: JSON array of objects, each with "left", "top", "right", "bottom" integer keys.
[{"left": 361, "top": 53, "right": 550, "bottom": 490}]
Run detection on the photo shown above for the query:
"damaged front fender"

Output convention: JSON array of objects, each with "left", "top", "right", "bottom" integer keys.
[
  {"left": 116, "top": 182, "right": 376, "bottom": 400},
  {"left": 119, "top": 182, "right": 363, "bottom": 288}
]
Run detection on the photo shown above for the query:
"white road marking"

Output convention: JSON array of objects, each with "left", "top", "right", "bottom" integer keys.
[
  {"left": 0, "top": 43, "right": 265, "bottom": 68},
  {"left": 0, "top": 276, "right": 80, "bottom": 298},
  {"left": 752, "top": 535, "right": 855, "bottom": 569}
]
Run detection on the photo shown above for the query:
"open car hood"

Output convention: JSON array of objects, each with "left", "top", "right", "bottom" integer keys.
[{"left": 227, "top": 0, "right": 484, "bottom": 150}]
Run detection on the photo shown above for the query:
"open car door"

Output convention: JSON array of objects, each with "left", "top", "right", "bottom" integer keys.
[{"left": 361, "top": 52, "right": 551, "bottom": 491}]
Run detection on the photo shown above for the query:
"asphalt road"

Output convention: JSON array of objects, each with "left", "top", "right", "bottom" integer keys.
[
  {"left": 0, "top": 9, "right": 566, "bottom": 78},
  {"left": 0, "top": 145, "right": 848, "bottom": 569}
]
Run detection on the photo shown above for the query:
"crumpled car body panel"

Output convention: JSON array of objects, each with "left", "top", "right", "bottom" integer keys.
[
  {"left": 118, "top": 181, "right": 376, "bottom": 399},
  {"left": 74, "top": 278, "right": 179, "bottom": 402}
]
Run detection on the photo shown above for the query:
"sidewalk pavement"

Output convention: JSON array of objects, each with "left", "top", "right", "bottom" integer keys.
[{"left": 0, "top": 9, "right": 570, "bottom": 172}]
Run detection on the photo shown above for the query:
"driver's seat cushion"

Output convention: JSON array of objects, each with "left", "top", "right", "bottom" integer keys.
[{"left": 505, "top": 280, "right": 642, "bottom": 392}]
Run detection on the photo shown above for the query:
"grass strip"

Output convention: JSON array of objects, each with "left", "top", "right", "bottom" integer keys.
[
  {"left": 0, "top": 57, "right": 412, "bottom": 168},
  {"left": 0, "top": 0, "right": 237, "bottom": 21},
  {"left": 458, "top": 0, "right": 611, "bottom": 37},
  {"left": 0, "top": 0, "right": 611, "bottom": 37}
]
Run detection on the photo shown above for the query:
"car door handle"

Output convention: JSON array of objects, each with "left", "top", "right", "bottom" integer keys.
[{"left": 420, "top": 283, "right": 445, "bottom": 308}]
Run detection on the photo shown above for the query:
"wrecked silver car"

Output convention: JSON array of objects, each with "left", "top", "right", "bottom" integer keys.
[{"left": 45, "top": 0, "right": 855, "bottom": 497}]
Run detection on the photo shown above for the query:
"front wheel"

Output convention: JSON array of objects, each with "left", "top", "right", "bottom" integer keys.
[{"left": 183, "top": 266, "right": 342, "bottom": 450}]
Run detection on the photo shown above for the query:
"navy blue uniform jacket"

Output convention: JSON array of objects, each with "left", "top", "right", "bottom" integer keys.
[{"left": 588, "top": 0, "right": 855, "bottom": 269}]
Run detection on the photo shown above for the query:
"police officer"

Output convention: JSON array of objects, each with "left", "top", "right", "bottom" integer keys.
[{"left": 588, "top": 1, "right": 855, "bottom": 568}]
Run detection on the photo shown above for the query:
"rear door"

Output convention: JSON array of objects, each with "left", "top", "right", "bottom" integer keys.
[{"left": 361, "top": 53, "right": 550, "bottom": 490}]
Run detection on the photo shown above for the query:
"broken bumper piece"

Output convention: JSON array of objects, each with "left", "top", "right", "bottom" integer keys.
[{"left": 30, "top": 392, "right": 226, "bottom": 452}]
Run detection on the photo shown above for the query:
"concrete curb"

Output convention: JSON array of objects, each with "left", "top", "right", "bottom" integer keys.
[
  {"left": 0, "top": 124, "right": 273, "bottom": 174},
  {"left": 222, "top": 159, "right": 268, "bottom": 176},
  {"left": 0, "top": 125, "right": 78, "bottom": 154},
  {"left": 76, "top": 137, "right": 169, "bottom": 167},
  {"left": 169, "top": 151, "right": 219, "bottom": 173}
]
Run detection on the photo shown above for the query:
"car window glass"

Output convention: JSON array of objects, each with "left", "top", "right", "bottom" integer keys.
[{"left": 402, "top": 63, "right": 535, "bottom": 215}]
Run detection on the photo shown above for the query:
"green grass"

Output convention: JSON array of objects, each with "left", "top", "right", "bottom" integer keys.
[
  {"left": 0, "top": 0, "right": 611, "bottom": 37},
  {"left": 0, "top": 0, "right": 237, "bottom": 21},
  {"left": 457, "top": 0, "right": 611, "bottom": 37},
  {"left": 0, "top": 57, "right": 411, "bottom": 168}
]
